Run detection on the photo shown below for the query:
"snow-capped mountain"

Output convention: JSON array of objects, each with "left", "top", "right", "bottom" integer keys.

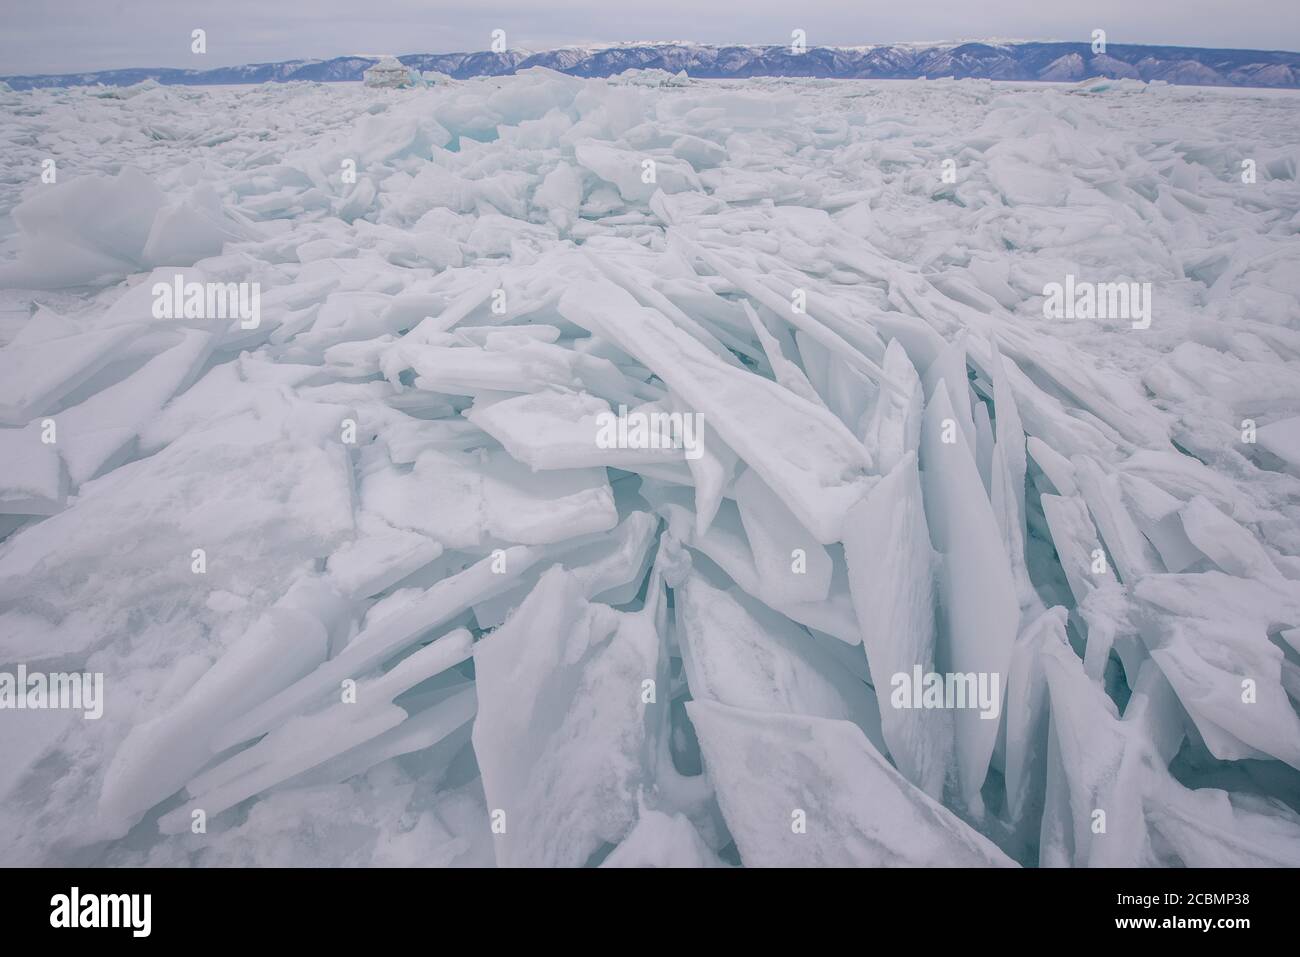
[{"left": 5, "top": 40, "right": 1299, "bottom": 90}]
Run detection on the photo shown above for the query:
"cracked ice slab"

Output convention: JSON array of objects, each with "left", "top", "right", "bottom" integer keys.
[
  {"left": 559, "top": 279, "right": 873, "bottom": 544},
  {"left": 688, "top": 699, "right": 1015, "bottom": 867}
]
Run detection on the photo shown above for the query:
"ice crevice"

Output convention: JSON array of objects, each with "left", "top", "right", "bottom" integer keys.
[{"left": 0, "top": 70, "right": 1298, "bottom": 866}]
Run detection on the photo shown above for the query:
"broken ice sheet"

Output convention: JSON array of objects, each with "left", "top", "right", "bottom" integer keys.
[
  {"left": 0, "top": 66, "right": 1298, "bottom": 869},
  {"left": 472, "top": 567, "right": 666, "bottom": 867},
  {"left": 687, "top": 699, "right": 1014, "bottom": 867}
]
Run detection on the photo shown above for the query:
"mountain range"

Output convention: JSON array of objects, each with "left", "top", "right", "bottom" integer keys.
[{"left": 5, "top": 40, "right": 1300, "bottom": 91}]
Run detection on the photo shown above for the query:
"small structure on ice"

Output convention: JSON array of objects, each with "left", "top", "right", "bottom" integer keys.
[
  {"left": 614, "top": 68, "right": 691, "bottom": 87},
  {"left": 363, "top": 56, "right": 414, "bottom": 89}
]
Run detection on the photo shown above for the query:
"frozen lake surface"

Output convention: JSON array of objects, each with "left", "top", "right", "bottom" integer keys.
[{"left": 0, "top": 70, "right": 1298, "bottom": 866}]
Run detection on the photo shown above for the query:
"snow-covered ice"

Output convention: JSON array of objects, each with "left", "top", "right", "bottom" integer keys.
[{"left": 0, "top": 70, "right": 1298, "bottom": 867}]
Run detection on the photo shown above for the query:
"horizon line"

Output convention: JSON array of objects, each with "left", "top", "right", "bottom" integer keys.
[{"left": 8, "top": 36, "right": 1300, "bottom": 80}]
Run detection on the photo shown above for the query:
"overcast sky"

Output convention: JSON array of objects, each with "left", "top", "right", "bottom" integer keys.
[{"left": 3, "top": 0, "right": 1298, "bottom": 75}]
